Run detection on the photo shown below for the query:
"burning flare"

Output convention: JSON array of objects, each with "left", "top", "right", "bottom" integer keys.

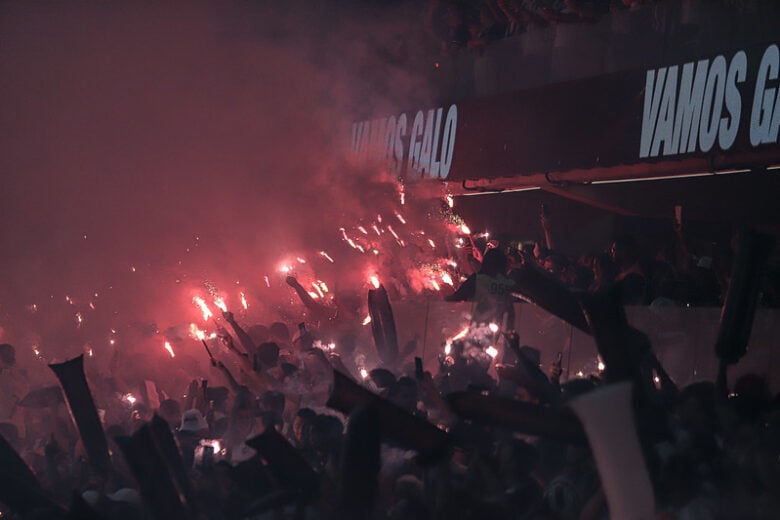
[
  {"left": 189, "top": 323, "right": 207, "bottom": 341},
  {"left": 369, "top": 275, "right": 380, "bottom": 289},
  {"left": 193, "top": 297, "right": 213, "bottom": 321},
  {"left": 213, "top": 297, "right": 227, "bottom": 313},
  {"left": 164, "top": 341, "right": 176, "bottom": 358}
]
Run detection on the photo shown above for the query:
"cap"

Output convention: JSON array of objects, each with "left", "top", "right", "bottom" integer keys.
[{"left": 179, "top": 409, "right": 209, "bottom": 433}]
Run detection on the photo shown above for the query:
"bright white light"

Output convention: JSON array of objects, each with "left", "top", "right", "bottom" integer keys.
[
  {"left": 488, "top": 323, "right": 499, "bottom": 333},
  {"left": 360, "top": 368, "right": 369, "bottom": 380},
  {"left": 486, "top": 346, "right": 498, "bottom": 358}
]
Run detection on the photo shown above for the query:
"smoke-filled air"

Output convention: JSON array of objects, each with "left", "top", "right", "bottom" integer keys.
[{"left": 0, "top": 0, "right": 470, "bottom": 378}]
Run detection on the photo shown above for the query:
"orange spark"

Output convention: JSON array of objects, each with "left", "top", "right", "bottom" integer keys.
[{"left": 387, "top": 226, "right": 399, "bottom": 240}]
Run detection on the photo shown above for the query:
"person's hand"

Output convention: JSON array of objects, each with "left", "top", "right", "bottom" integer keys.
[
  {"left": 549, "top": 361, "right": 563, "bottom": 381},
  {"left": 222, "top": 310, "right": 234, "bottom": 322},
  {"left": 187, "top": 379, "right": 199, "bottom": 397},
  {"left": 286, "top": 276, "right": 298, "bottom": 287}
]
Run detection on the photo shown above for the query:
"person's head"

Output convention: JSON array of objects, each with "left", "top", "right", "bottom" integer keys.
[
  {"left": 309, "top": 414, "right": 343, "bottom": 457},
  {"left": 231, "top": 388, "right": 259, "bottom": 423},
  {"left": 480, "top": 249, "right": 508, "bottom": 277},
  {"left": 610, "top": 235, "right": 638, "bottom": 269},
  {"left": 0, "top": 344, "right": 16, "bottom": 369},
  {"left": 269, "top": 322, "right": 290, "bottom": 343},
  {"left": 179, "top": 409, "right": 209, "bottom": 438},
  {"left": 388, "top": 377, "right": 419, "bottom": 412},
  {"left": 256, "top": 342, "right": 280, "bottom": 368},
  {"left": 369, "top": 368, "right": 397, "bottom": 390},
  {"left": 293, "top": 408, "right": 316, "bottom": 444},
  {"left": 261, "top": 391, "right": 285, "bottom": 417},
  {"left": 157, "top": 399, "right": 182, "bottom": 429},
  {"left": 247, "top": 324, "right": 270, "bottom": 345}
]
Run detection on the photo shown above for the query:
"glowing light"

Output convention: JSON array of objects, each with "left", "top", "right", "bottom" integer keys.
[
  {"left": 193, "top": 297, "right": 213, "bottom": 321},
  {"left": 446, "top": 194, "right": 454, "bottom": 208},
  {"left": 32, "top": 345, "right": 41, "bottom": 357},
  {"left": 346, "top": 238, "right": 358, "bottom": 249},
  {"left": 442, "top": 273, "right": 454, "bottom": 286},
  {"left": 89, "top": 302, "right": 95, "bottom": 310},
  {"left": 654, "top": 376, "right": 660, "bottom": 384},
  {"left": 460, "top": 224, "right": 471, "bottom": 235},
  {"left": 164, "top": 341, "right": 175, "bottom": 358},
  {"left": 576, "top": 371, "right": 584, "bottom": 377},
  {"left": 264, "top": 275, "right": 271, "bottom": 287},
  {"left": 318, "top": 281, "right": 329, "bottom": 293},
  {"left": 372, "top": 249, "right": 379, "bottom": 255},
  {"left": 76, "top": 312, "right": 83, "bottom": 326},
  {"left": 131, "top": 266, "right": 136, "bottom": 272},
  {"left": 431, "top": 280, "right": 441, "bottom": 291},
  {"left": 87, "top": 347, "right": 94, "bottom": 357},
  {"left": 387, "top": 226, "right": 399, "bottom": 240},
  {"left": 319, "top": 251, "right": 335, "bottom": 263},
  {"left": 339, "top": 227, "right": 349, "bottom": 241},
  {"left": 327, "top": 342, "right": 336, "bottom": 351},
  {"left": 123, "top": 393, "right": 137, "bottom": 405},
  {"left": 357, "top": 226, "right": 368, "bottom": 235},
  {"left": 486, "top": 346, "right": 499, "bottom": 358},
  {"left": 308, "top": 291, "right": 319, "bottom": 299},
  {"left": 362, "top": 315, "right": 372, "bottom": 326},
  {"left": 109, "top": 339, "right": 116, "bottom": 346},
  {"left": 376, "top": 214, "right": 382, "bottom": 223},
  {"left": 189, "top": 323, "right": 206, "bottom": 341},
  {"left": 360, "top": 368, "right": 369, "bottom": 380},
  {"left": 312, "top": 283, "right": 324, "bottom": 298},
  {"left": 428, "top": 239, "right": 436, "bottom": 248},
  {"left": 451, "top": 326, "right": 470, "bottom": 342},
  {"left": 29, "top": 303, "right": 38, "bottom": 313},
  {"left": 488, "top": 323, "right": 499, "bottom": 333},
  {"left": 597, "top": 361, "right": 605, "bottom": 371},
  {"left": 240, "top": 292, "right": 248, "bottom": 310},
  {"left": 372, "top": 224, "right": 381, "bottom": 236},
  {"left": 394, "top": 212, "right": 406, "bottom": 224},
  {"left": 279, "top": 265, "right": 292, "bottom": 273},
  {"left": 203, "top": 439, "right": 221, "bottom": 453},
  {"left": 213, "top": 297, "right": 227, "bottom": 313},
  {"left": 444, "top": 342, "right": 451, "bottom": 355},
  {"left": 355, "top": 244, "right": 365, "bottom": 254},
  {"left": 369, "top": 275, "right": 380, "bottom": 289},
  {"left": 296, "top": 257, "right": 307, "bottom": 264}
]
